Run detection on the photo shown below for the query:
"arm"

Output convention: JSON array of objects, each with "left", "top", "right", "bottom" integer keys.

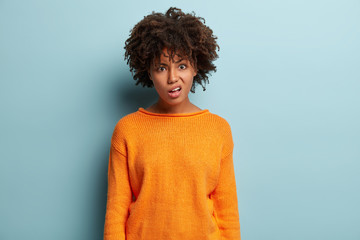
[
  {"left": 210, "top": 122, "right": 241, "bottom": 240},
  {"left": 103, "top": 144, "right": 132, "bottom": 240},
  {"left": 211, "top": 151, "right": 241, "bottom": 240}
]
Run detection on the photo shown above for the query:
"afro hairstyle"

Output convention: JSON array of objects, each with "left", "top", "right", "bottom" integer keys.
[{"left": 124, "top": 7, "right": 220, "bottom": 93}]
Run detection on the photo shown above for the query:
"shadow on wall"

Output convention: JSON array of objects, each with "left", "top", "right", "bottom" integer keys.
[
  {"left": 94, "top": 147, "right": 112, "bottom": 240},
  {"left": 111, "top": 73, "right": 158, "bottom": 116},
  {"left": 95, "top": 73, "right": 158, "bottom": 239}
]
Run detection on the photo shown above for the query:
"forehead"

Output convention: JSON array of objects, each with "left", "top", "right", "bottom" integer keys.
[{"left": 154, "top": 48, "right": 188, "bottom": 63}]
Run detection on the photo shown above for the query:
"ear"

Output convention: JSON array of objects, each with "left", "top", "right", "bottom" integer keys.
[
  {"left": 193, "top": 68, "right": 197, "bottom": 77},
  {"left": 191, "top": 63, "right": 197, "bottom": 77},
  {"left": 148, "top": 71, "right": 153, "bottom": 81}
]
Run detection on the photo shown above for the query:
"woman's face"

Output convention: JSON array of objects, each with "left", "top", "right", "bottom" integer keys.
[{"left": 148, "top": 48, "right": 197, "bottom": 108}]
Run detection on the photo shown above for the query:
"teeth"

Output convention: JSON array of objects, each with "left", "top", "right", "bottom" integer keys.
[{"left": 171, "top": 87, "right": 180, "bottom": 92}]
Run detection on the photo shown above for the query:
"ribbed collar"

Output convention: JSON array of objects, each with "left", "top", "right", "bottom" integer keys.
[{"left": 138, "top": 107, "right": 210, "bottom": 117}]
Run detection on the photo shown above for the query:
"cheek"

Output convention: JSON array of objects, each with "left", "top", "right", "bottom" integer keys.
[
  {"left": 186, "top": 73, "right": 195, "bottom": 83},
  {"left": 152, "top": 80, "right": 167, "bottom": 94}
]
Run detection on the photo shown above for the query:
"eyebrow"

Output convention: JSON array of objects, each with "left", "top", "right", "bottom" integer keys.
[{"left": 158, "top": 59, "right": 184, "bottom": 66}]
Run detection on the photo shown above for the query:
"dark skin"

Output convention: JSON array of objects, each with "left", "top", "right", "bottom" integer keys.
[
  {"left": 145, "top": 103, "right": 202, "bottom": 114},
  {"left": 124, "top": 7, "right": 219, "bottom": 97},
  {"left": 144, "top": 48, "right": 203, "bottom": 114}
]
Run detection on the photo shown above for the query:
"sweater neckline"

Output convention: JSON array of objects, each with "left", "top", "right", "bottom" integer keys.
[{"left": 138, "top": 107, "right": 210, "bottom": 117}]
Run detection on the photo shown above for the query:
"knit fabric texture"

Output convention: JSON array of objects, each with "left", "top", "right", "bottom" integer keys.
[{"left": 104, "top": 107, "right": 241, "bottom": 240}]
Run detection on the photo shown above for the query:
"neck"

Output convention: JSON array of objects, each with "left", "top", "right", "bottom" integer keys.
[{"left": 151, "top": 97, "right": 197, "bottom": 114}]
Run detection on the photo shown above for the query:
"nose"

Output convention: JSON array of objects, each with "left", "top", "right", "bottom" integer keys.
[{"left": 168, "top": 66, "right": 178, "bottom": 84}]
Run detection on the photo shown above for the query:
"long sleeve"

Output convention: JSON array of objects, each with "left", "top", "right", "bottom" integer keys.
[
  {"left": 210, "top": 122, "right": 241, "bottom": 240},
  {"left": 103, "top": 144, "right": 132, "bottom": 240},
  {"left": 211, "top": 151, "right": 241, "bottom": 240}
]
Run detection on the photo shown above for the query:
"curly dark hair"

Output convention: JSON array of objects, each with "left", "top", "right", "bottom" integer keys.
[{"left": 124, "top": 7, "right": 219, "bottom": 93}]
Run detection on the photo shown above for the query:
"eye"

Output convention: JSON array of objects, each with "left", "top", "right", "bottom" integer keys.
[
  {"left": 157, "top": 66, "right": 166, "bottom": 72},
  {"left": 179, "top": 64, "right": 187, "bottom": 70}
]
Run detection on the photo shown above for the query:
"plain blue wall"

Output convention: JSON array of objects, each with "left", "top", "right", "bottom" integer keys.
[{"left": 1, "top": 0, "right": 359, "bottom": 239}]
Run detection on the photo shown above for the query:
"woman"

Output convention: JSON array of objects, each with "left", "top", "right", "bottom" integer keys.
[{"left": 104, "top": 7, "right": 241, "bottom": 240}]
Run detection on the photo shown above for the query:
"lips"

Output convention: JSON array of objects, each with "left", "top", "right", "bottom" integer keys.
[
  {"left": 168, "top": 85, "right": 182, "bottom": 98},
  {"left": 168, "top": 85, "right": 182, "bottom": 92}
]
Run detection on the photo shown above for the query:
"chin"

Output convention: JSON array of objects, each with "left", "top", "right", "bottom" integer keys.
[
  {"left": 167, "top": 99, "right": 183, "bottom": 105},
  {"left": 165, "top": 98, "right": 187, "bottom": 105}
]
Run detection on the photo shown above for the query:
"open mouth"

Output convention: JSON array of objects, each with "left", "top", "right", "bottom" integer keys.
[
  {"left": 168, "top": 87, "right": 182, "bottom": 98},
  {"left": 169, "top": 87, "right": 181, "bottom": 93}
]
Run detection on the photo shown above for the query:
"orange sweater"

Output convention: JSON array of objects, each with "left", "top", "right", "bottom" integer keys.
[{"left": 104, "top": 107, "right": 241, "bottom": 240}]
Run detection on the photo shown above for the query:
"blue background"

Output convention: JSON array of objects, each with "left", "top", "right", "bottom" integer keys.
[{"left": 1, "top": 0, "right": 359, "bottom": 239}]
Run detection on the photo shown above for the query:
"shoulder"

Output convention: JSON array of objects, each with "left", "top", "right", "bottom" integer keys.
[
  {"left": 207, "top": 112, "right": 233, "bottom": 134},
  {"left": 208, "top": 112, "right": 234, "bottom": 157},
  {"left": 111, "top": 110, "right": 139, "bottom": 145},
  {"left": 113, "top": 111, "right": 138, "bottom": 131}
]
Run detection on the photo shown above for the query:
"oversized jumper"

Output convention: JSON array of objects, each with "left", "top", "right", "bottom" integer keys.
[{"left": 104, "top": 6, "right": 241, "bottom": 240}]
